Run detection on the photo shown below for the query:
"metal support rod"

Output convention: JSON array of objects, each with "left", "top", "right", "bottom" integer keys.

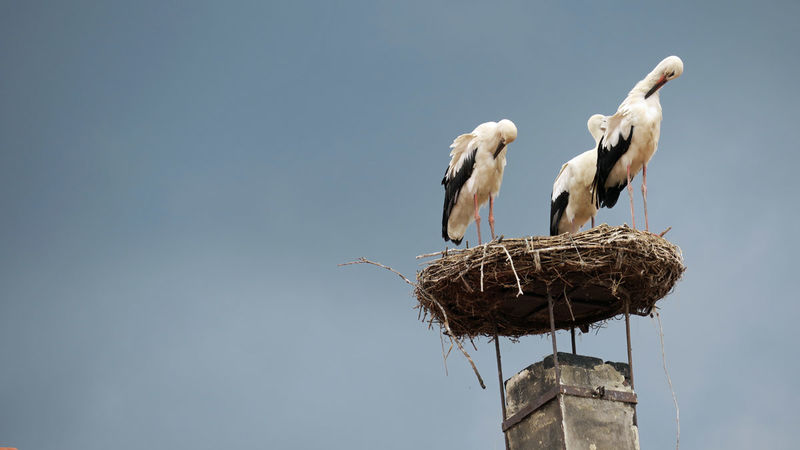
[
  {"left": 494, "top": 333, "right": 510, "bottom": 450},
  {"left": 570, "top": 327, "right": 576, "bottom": 355},
  {"left": 624, "top": 300, "right": 634, "bottom": 390},
  {"left": 547, "top": 293, "right": 561, "bottom": 383},
  {"left": 625, "top": 299, "right": 638, "bottom": 427},
  {"left": 548, "top": 292, "right": 567, "bottom": 450}
]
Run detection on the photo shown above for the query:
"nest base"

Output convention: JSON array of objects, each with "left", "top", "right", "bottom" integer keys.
[{"left": 416, "top": 225, "right": 685, "bottom": 338}]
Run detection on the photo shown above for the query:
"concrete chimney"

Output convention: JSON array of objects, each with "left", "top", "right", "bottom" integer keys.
[{"left": 502, "top": 352, "right": 639, "bottom": 450}]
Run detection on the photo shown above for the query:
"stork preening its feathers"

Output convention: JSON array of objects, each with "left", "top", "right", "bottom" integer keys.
[
  {"left": 591, "top": 56, "right": 683, "bottom": 231},
  {"left": 550, "top": 114, "right": 607, "bottom": 236},
  {"left": 442, "top": 119, "right": 518, "bottom": 245}
]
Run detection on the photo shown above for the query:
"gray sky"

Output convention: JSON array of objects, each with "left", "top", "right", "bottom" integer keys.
[{"left": 1, "top": 1, "right": 798, "bottom": 449}]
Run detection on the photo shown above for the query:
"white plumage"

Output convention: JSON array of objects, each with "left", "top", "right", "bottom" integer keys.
[
  {"left": 592, "top": 55, "right": 683, "bottom": 231},
  {"left": 550, "top": 114, "right": 607, "bottom": 235},
  {"left": 442, "top": 119, "right": 518, "bottom": 245}
]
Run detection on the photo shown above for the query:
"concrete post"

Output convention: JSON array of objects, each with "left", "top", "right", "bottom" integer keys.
[{"left": 503, "top": 352, "right": 639, "bottom": 450}]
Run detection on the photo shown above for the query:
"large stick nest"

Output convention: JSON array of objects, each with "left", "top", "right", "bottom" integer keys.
[{"left": 415, "top": 225, "right": 685, "bottom": 338}]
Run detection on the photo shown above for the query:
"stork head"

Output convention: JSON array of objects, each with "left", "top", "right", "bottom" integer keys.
[
  {"left": 644, "top": 55, "right": 683, "bottom": 99},
  {"left": 497, "top": 119, "right": 517, "bottom": 145},
  {"left": 587, "top": 114, "right": 607, "bottom": 144}
]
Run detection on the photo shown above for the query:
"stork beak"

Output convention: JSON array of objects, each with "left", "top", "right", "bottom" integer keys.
[
  {"left": 644, "top": 75, "right": 667, "bottom": 99},
  {"left": 493, "top": 139, "right": 506, "bottom": 159}
]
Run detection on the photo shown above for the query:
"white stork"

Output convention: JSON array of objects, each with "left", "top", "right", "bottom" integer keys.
[
  {"left": 550, "top": 114, "right": 607, "bottom": 235},
  {"left": 592, "top": 55, "right": 684, "bottom": 231},
  {"left": 442, "top": 119, "right": 518, "bottom": 245}
]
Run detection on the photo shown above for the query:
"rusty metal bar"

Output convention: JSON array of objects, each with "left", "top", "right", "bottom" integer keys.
[
  {"left": 502, "top": 385, "right": 558, "bottom": 431},
  {"left": 625, "top": 299, "right": 638, "bottom": 427},
  {"left": 516, "top": 292, "right": 549, "bottom": 302},
  {"left": 559, "top": 385, "right": 638, "bottom": 404},
  {"left": 494, "top": 333, "right": 510, "bottom": 450},
  {"left": 570, "top": 327, "right": 576, "bottom": 355},
  {"left": 547, "top": 293, "right": 560, "bottom": 382},
  {"left": 547, "top": 291, "right": 567, "bottom": 450},
  {"left": 625, "top": 300, "right": 634, "bottom": 390},
  {"left": 519, "top": 301, "right": 550, "bottom": 320}
]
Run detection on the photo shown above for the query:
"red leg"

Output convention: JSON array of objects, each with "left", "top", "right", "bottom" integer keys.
[
  {"left": 642, "top": 164, "right": 649, "bottom": 232},
  {"left": 627, "top": 164, "right": 636, "bottom": 229},
  {"left": 474, "top": 194, "right": 482, "bottom": 245},
  {"left": 489, "top": 196, "right": 496, "bottom": 240}
]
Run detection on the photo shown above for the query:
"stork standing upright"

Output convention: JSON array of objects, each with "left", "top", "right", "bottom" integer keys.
[
  {"left": 442, "top": 119, "right": 518, "bottom": 245},
  {"left": 592, "top": 56, "right": 684, "bottom": 231},
  {"left": 550, "top": 114, "right": 607, "bottom": 235}
]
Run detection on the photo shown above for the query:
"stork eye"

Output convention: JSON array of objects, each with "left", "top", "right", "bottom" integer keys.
[{"left": 668, "top": 71, "right": 675, "bottom": 77}]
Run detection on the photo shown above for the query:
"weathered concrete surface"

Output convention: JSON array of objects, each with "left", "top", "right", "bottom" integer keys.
[{"left": 504, "top": 353, "right": 640, "bottom": 450}]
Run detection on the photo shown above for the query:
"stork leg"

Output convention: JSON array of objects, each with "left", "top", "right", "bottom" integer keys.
[
  {"left": 591, "top": 216, "right": 595, "bottom": 228},
  {"left": 473, "top": 193, "right": 482, "bottom": 245},
  {"left": 488, "top": 196, "right": 496, "bottom": 241},
  {"left": 627, "top": 164, "right": 636, "bottom": 229},
  {"left": 642, "top": 164, "right": 649, "bottom": 232}
]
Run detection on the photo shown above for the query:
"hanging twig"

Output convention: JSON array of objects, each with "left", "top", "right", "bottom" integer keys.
[
  {"left": 498, "top": 244, "right": 523, "bottom": 297},
  {"left": 469, "top": 336, "right": 478, "bottom": 352},
  {"left": 653, "top": 309, "right": 680, "bottom": 450},
  {"left": 339, "top": 258, "right": 416, "bottom": 288},
  {"left": 340, "top": 257, "right": 486, "bottom": 389},
  {"left": 439, "top": 326, "right": 449, "bottom": 376},
  {"left": 562, "top": 286, "right": 575, "bottom": 322},
  {"left": 459, "top": 274, "right": 474, "bottom": 293}
]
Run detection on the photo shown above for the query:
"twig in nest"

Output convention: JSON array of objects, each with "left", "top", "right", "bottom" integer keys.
[
  {"left": 439, "top": 327, "right": 449, "bottom": 376},
  {"left": 653, "top": 309, "right": 680, "bottom": 450},
  {"left": 533, "top": 249, "right": 542, "bottom": 272},
  {"left": 498, "top": 244, "right": 523, "bottom": 297},
  {"left": 480, "top": 243, "right": 488, "bottom": 292},
  {"left": 562, "top": 286, "right": 575, "bottom": 322},
  {"left": 459, "top": 274, "right": 474, "bottom": 293},
  {"left": 568, "top": 234, "right": 586, "bottom": 266},
  {"left": 341, "top": 257, "right": 486, "bottom": 389},
  {"left": 416, "top": 250, "right": 446, "bottom": 260},
  {"left": 659, "top": 226, "right": 673, "bottom": 238}
]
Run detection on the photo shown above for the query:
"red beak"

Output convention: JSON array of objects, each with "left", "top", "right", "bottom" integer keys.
[{"left": 645, "top": 75, "right": 667, "bottom": 99}]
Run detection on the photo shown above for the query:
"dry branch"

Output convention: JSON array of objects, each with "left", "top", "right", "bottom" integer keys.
[
  {"left": 653, "top": 309, "right": 680, "bottom": 450},
  {"left": 340, "top": 257, "right": 486, "bottom": 389}
]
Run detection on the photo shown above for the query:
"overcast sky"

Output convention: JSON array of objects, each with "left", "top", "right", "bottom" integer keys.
[{"left": 2, "top": 1, "right": 799, "bottom": 449}]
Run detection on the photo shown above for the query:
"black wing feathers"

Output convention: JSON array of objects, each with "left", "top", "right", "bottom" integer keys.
[
  {"left": 441, "top": 147, "right": 477, "bottom": 244},
  {"left": 550, "top": 190, "right": 569, "bottom": 236},
  {"left": 592, "top": 126, "right": 634, "bottom": 208}
]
